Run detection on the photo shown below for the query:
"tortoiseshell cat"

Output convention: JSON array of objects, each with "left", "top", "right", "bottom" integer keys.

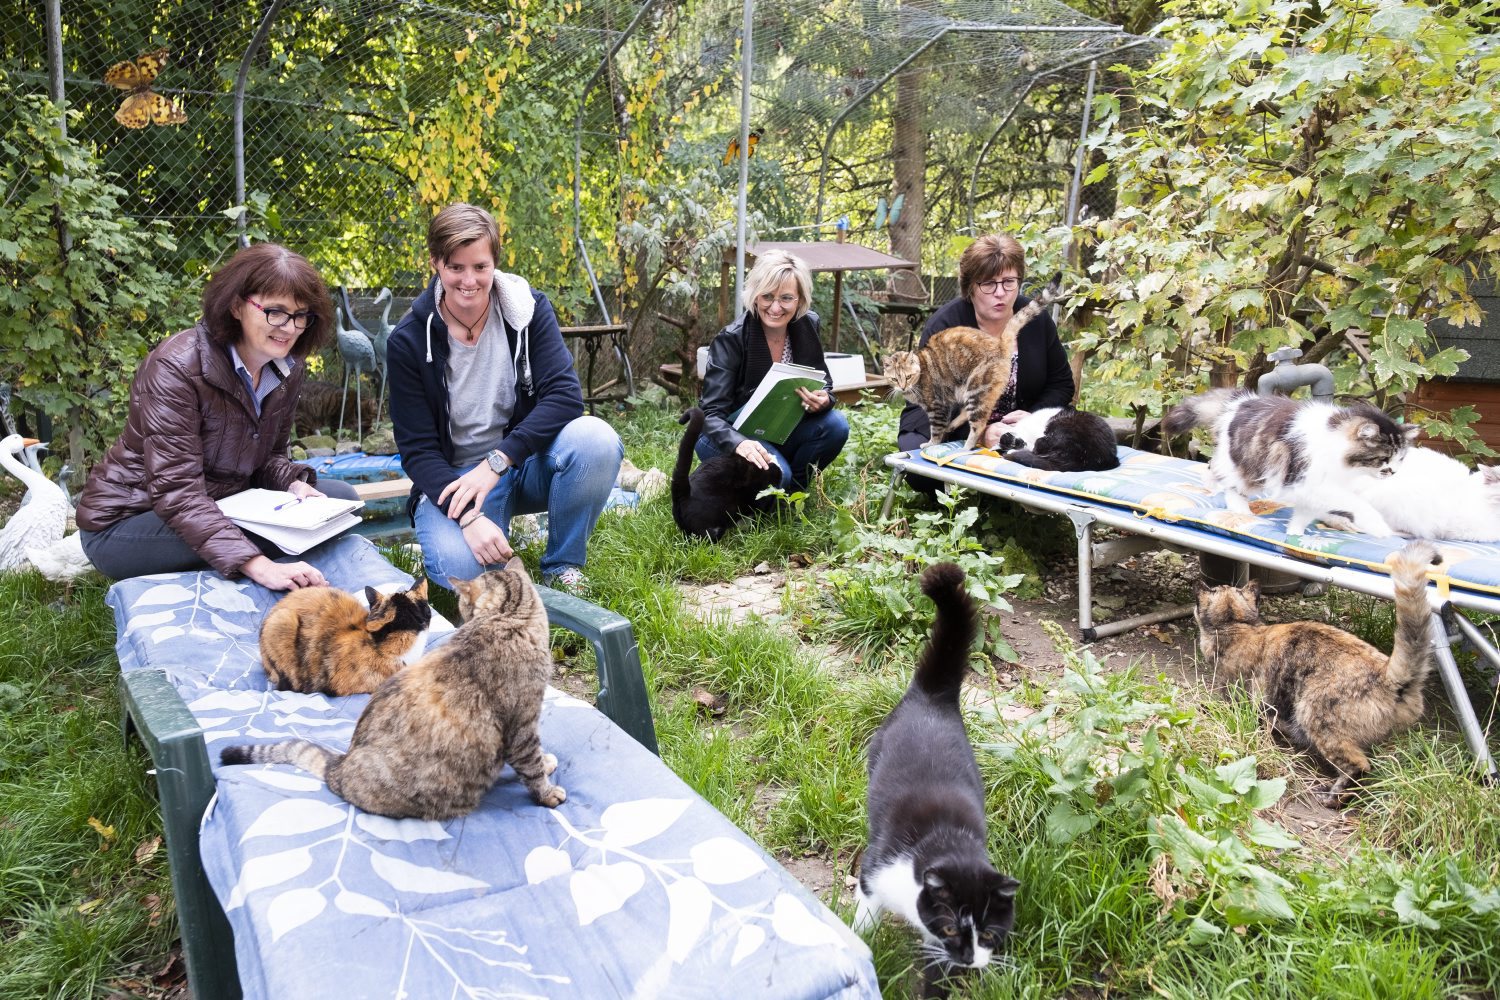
[
  {"left": 857, "top": 563, "right": 1020, "bottom": 997},
  {"left": 222, "top": 559, "right": 564, "bottom": 820},
  {"left": 259, "top": 581, "right": 432, "bottom": 696},
  {"left": 671, "top": 407, "right": 779, "bottom": 541},
  {"left": 1195, "top": 541, "right": 1441, "bottom": 807},
  {"left": 1163, "top": 388, "right": 1419, "bottom": 536},
  {"left": 882, "top": 286, "right": 1058, "bottom": 451}
]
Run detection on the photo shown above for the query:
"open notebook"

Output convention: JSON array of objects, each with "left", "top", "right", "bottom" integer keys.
[{"left": 217, "top": 489, "right": 363, "bottom": 555}]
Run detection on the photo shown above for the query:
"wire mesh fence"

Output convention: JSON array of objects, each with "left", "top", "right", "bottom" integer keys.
[{"left": 5, "top": 0, "right": 1154, "bottom": 412}]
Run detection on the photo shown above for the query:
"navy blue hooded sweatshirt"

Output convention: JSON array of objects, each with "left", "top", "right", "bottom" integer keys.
[{"left": 387, "top": 271, "right": 583, "bottom": 521}]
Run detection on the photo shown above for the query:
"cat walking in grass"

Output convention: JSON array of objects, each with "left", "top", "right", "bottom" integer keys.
[
  {"left": 258, "top": 580, "right": 431, "bottom": 696},
  {"left": 671, "top": 406, "right": 779, "bottom": 541},
  {"left": 1194, "top": 541, "right": 1442, "bottom": 807},
  {"left": 222, "top": 559, "right": 563, "bottom": 820},
  {"left": 857, "top": 563, "right": 1020, "bottom": 997}
]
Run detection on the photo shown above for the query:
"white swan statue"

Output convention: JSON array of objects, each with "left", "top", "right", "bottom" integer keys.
[{"left": 0, "top": 434, "right": 89, "bottom": 579}]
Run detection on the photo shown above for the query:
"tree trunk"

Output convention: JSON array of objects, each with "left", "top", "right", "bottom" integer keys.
[{"left": 883, "top": 47, "right": 925, "bottom": 350}]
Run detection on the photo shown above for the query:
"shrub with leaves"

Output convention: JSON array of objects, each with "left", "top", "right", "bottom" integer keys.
[
  {"left": 998, "top": 623, "right": 1302, "bottom": 943},
  {"left": 1076, "top": 0, "right": 1500, "bottom": 456},
  {"left": 0, "top": 83, "right": 190, "bottom": 462}
]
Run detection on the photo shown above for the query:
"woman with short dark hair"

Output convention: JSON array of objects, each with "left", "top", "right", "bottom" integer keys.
[
  {"left": 896, "top": 234, "right": 1074, "bottom": 493},
  {"left": 76, "top": 243, "right": 358, "bottom": 590}
]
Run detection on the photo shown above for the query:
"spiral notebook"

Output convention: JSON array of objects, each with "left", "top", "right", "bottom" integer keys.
[{"left": 217, "top": 489, "right": 364, "bottom": 555}]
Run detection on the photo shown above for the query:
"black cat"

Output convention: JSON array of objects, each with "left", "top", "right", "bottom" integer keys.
[
  {"left": 671, "top": 407, "right": 780, "bottom": 541},
  {"left": 856, "top": 563, "right": 1020, "bottom": 997},
  {"left": 997, "top": 405, "right": 1120, "bottom": 472}
]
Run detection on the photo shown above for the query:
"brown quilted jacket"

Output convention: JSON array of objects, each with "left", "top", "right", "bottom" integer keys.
[{"left": 75, "top": 322, "right": 318, "bottom": 577}]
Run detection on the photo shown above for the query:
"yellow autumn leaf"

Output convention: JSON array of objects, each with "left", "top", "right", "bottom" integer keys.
[
  {"left": 87, "top": 816, "right": 116, "bottom": 844},
  {"left": 454, "top": 47, "right": 469, "bottom": 65},
  {"left": 77, "top": 898, "right": 105, "bottom": 915}
]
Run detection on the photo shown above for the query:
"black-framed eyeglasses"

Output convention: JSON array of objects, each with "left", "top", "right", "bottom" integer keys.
[
  {"left": 246, "top": 297, "right": 316, "bottom": 331},
  {"left": 976, "top": 277, "right": 1021, "bottom": 294}
]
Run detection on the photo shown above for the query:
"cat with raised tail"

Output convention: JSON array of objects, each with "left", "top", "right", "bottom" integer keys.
[
  {"left": 996, "top": 405, "right": 1120, "bottom": 472},
  {"left": 1163, "top": 388, "right": 1419, "bottom": 536},
  {"left": 1195, "top": 541, "right": 1442, "bottom": 807},
  {"left": 856, "top": 563, "right": 1020, "bottom": 996},
  {"left": 883, "top": 284, "right": 1060, "bottom": 451},
  {"left": 221, "top": 558, "right": 563, "bottom": 820},
  {"left": 671, "top": 406, "right": 779, "bottom": 541}
]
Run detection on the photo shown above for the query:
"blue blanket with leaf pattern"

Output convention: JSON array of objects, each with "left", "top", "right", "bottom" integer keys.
[{"left": 107, "top": 535, "right": 878, "bottom": 1000}]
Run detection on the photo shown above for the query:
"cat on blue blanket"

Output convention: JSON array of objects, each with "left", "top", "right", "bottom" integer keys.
[
  {"left": 856, "top": 563, "right": 1019, "bottom": 997},
  {"left": 995, "top": 406, "right": 1119, "bottom": 472},
  {"left": 1163, "top": 388, "right": 1418, "bottom": 536},
  {"left": 1354, "top": 445, "right": 1500, "bottom": 542}
]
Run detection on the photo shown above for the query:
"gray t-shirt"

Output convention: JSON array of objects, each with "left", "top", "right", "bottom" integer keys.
[{"left": 447, "top": 306, "right": 516, "bottom": 467}]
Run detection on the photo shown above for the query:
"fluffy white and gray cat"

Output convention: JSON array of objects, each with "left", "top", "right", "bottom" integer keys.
[
  {"left": 1357, "top": 446, "right": 1500, "bottom": 542},
  {"left": 856, "top": 563, "right": 1019, "bottom": 997},
  {"left": 1163, "top": 389, "right": 1419, "bottom": 536}
]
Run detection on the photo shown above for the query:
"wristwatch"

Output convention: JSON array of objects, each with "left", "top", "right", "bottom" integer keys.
[{"left": 486, "top": 449, "right": 509, "bottom": 476}]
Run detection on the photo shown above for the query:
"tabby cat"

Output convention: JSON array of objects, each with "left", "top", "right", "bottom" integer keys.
[
  {"left": 259, "top": 580, "right": 432, "bottom": 696},
  {"left": 856, "top": 563, "right": 1020, "bottom": 996},
  {"left": 996, "top": 405, "right": 1120, "bottom": 472},
  {"left": 1163, "top": 388, "right": 1419, "bottom": 536},
  {"left": 882, "top": 286, "right": 1057, "bottom": 451},
  {"left": 1195, "top": 541, "right": 1441, "bottom": 807},
  {"left": 671, "top": 406, "right": 779, "bottom": 541},
  {"left": 295, "top": 379, "right": 378, "bottom": 436},
  {"left": 221, "top": 559, "right": 563, "bottom": 820}
]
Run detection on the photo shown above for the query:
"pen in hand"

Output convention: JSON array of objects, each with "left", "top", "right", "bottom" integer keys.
[{"left": 272, "top": 496, "right": 304, "bottom": 512}]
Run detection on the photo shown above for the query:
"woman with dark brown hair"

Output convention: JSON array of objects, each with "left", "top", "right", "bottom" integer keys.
[
  {"left": 76, "top": 243, "right": 359, "bottom": 590},
  {"left": 895, "top": 233, "right": 1074, "bottom": 494}
]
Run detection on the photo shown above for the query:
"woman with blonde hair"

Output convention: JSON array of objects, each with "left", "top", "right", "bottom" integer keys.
[{"left": 696, "top": 249, "right": 849, "bottom": 490}]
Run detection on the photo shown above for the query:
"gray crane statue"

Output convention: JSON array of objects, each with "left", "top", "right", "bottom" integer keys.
[{"left": 333, "top": 289, "right": 379, "bottom": 442}]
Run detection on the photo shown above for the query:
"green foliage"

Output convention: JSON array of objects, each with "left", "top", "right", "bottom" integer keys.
[
  {"left": 0, "top": 85, "right": 194, "bottom": 456},
  {"left": 1003, "top": 623, "right": 1301, "bottom": 942},
  {"left": 1076, "top": 0, "right": 1500, "bottom": 453}
]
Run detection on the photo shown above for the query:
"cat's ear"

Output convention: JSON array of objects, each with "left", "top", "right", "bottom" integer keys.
[
  {"left": 1356, "top": 421, "right": 1380, "bottom": 440},
  {"left": 1241, "top": 578, "right": 1261, "bottom": 603},
  {"left": 411, "top": 578, "right": 429, "bottom": 600},
  {"left": 1403, "top": 424, "right": 1421, "bottom": 443},
  {"left": 1481, "top": 465, "right": 1500, "bottom": 488},
  {"left": 922, "top": 870, "right": 949, "bottom": 894},
  {"left": 994, "top": 875, "right": 1021, "bottom": 900},
  {"left": 449, "top": 577, "right": 472, "bottom": 600},
  {"left": 503, "top": 555, "right": 530, "bottom": 581},
  {"left": 364, "top": 586, "right": 396, "bottom": 630}
]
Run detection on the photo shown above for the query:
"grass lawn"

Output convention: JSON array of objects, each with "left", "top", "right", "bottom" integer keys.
[{"left": 2, "top": 396, "right": 1499, "bottom": 998}]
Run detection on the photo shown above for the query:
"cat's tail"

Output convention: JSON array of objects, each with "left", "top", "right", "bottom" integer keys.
[
  {"left": 673, "top": 408, "right": 704, "bottom": 517},
  {"left": 912, "top": 562, "right": 979, "bottom": 702},
  {"left": 1162, "top": 388, "right": 1242, "bottom": 437},
  {"left": 220, "top": 739, "right": 339, "bottom": 779},
  {"left": 1385, "top": 541, "right": 1443, "bottom": 690}
]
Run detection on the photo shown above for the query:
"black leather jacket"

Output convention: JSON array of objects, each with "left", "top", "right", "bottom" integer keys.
[{"left": 699, "top": 310, "right": 835, "bottom": 453}]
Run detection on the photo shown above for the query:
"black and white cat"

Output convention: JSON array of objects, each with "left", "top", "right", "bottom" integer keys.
[
  {"left": 856, "top": 563, "right": 1020, "bottom": 994},
  {"left": 1358, "top": 445, "right": 1500, "bottom": 542},
  {"left": 996, "top": 406, "right": 1120, "bottom": 472},
  {"left": 671, "top": 407, "right": 780, "bottom": 541}
]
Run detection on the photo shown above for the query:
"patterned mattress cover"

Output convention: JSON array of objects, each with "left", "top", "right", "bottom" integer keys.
[
  {"left": 107, "top": 535, "right": 878, "bottom": 1000},
  {"left": 915, "top": 442, "right": 1500, "bottom": 599}
]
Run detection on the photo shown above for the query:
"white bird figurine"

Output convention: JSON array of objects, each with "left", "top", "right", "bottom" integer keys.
[{"left": 0, "top": 434, "right": 73, "bottom": 573}]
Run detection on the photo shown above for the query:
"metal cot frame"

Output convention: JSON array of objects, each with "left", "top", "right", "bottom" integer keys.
[{"left": 883, "top": 451, "right": 1500, "bottom": 782}]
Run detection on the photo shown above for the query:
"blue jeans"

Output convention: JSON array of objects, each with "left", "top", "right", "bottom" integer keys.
[
  {"left": 695, "top": 407, "right": 849, "bottom": 491},
  {"left": 414, "top": 415, "right": 622, "bottom": 587}
]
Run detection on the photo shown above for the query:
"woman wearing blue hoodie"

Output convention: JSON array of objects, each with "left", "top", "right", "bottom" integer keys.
[{"left": 387, "top": 203, "right": 622, "bottom": 592}]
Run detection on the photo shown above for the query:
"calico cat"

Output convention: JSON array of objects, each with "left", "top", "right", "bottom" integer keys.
[
  {"left": 996, "top": 406, "right": 1120, "bottom": 472},
  {"left": 856, "top": 563, "right": 1020, "bottom": 994},
  {"left": 1359, "top": 445, "right": 1500, "bottom": 542},
  {"left": 221, "top": 559, "right": 563, "bottom": 820},
  {"left": 1194, "top": 541, "right": 1441, "bottom": 807},
  {"left": 1163, "top": 389, "right": 1419, "bottom": 536},
  {"left": 259, "top": 580, "right": 432, "bottom": 696},
  {"left": 883, "top": 286, "right": 1058, "bottom": 451},
  {"left": 671, "top": 406, "right": 780, "bottom": 541}
]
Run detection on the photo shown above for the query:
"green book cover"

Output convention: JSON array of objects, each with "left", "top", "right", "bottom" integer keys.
[{"left": 733, "top": 362, "right": 827, "bottom": 445}]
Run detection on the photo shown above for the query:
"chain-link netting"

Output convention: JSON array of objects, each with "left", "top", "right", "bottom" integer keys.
[{"left": 6, "top": 0, "right": 1153, "bottom": 399}]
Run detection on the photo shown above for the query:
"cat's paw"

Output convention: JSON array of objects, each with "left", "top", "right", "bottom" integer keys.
[
  {"left": 536, "top": 784, "right": 567, "bottom": 808},
  {"left": 1312, "top": 782, "right": 1350, "bottom": 810},
  {"left": 541, "top": 752, "right": 558, "bottom": 776},
  {"left": 1319, "top": 513, "right": 1359, "bottom": 532}
]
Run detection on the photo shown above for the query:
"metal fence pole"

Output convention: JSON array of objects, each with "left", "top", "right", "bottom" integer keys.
[
  {"left": 234, "top": 0, "right": 289, "bottom": 247},
  {"left": 732, "top": 0, "right": 755, "bottom": 309}
]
